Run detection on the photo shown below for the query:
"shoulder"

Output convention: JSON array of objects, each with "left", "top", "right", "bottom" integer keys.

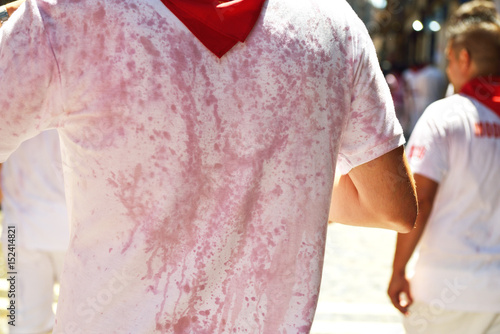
[
  {"left": 425, "top": 94, "right": 471, "bottom": 112},
  {"left": 261, "top": 0, "right": 371, "bottom": 72},
  {"left": 269, "top": 0, "right": 356, "bottom": 14},
  {"left": 266, "top": 0, "right": 366, "bottom": 35},
  {"left": 419, "top": 94, "right": 474, "bottom": 126}
]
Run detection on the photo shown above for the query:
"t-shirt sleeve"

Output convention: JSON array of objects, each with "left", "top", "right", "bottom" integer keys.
[
  {"left": 0, "top": 0, "right": 62, "bottom": 162},
  {"left": 336, "top": 21, "right": 405, "bottom": 175},
  {"left": 406, "top": 104, "right": 449, "bottom": 183}
]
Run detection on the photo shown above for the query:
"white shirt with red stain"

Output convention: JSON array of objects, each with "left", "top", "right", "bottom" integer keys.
[{"left": 0, "top": 0, "right": 403, "bottom": 332}]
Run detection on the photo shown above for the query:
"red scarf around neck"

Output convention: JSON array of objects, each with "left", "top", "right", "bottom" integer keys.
[
  {"left": 460, "top": 76, "right": 500, "bottom": 118},
  {"left": 160, "top": 0, "right": 266, "bottom": 58}
]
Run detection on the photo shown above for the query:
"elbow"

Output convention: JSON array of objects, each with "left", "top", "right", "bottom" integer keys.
[
  {"left": 394, "top": 211, "right": 417, "bottom": 234},
  {"left": 390, "top": 173, "right": 419, "bottom": 233},
  {"left": 370, "top": 189, "right": 418, "bottom": 233},
  {"left": 354, "top": 194, "right": 418, "bottom": 232},
  {"left": 389, "top": 198, "right": 418, "bottom": 234}
]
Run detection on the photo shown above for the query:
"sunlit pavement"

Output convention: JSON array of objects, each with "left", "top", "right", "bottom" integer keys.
[
  {"left": 311, "top": 223, "right": 406, "bottom": 334},
  {"left": 0, "top": 219, "right": 406, "bottom": 334}
]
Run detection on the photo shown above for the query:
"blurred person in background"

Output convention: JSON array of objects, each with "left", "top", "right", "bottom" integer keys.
[
  {"left": 1, "top": 130, "right": 69, "bottom": 334},
  {"left": 388, "top": 2, "right": 500, "bottom": 333},
  {"left": 402, "top": 63, "right": 448, "bottom": 138},
  {"left": 386, "top": 65, "right": 409, "bottom": 139},
  {"left": 445, "top": 0, "right": 500, "bottom": 96}
]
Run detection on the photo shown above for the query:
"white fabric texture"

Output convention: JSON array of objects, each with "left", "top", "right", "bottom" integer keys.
[
  {"left": 407, "top": 94, "right": 500, "bottom": 312},
  {"left": 0, "top": 0, "right": 403, "bottom": 332},
  {"left": 1, "top": 130, "right": 69, "bottom": 251}
]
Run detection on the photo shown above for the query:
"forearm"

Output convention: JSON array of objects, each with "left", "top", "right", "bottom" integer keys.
[
  {"left": 392, "top": 174, "right": 437, "bottom": 275},
  {"left": 392, "top": 223, "right": 426, "bottom": 276},
  {"left": 388, "top": 173, "right": 437, "bottom": 313}
]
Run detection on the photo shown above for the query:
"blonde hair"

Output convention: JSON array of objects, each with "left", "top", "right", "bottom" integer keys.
[
  {"left": 447, "top": 19, "right": 500, "bottom": 76},
  {"left": 450, "top": 0, "right": 500, "bottom": 26}
]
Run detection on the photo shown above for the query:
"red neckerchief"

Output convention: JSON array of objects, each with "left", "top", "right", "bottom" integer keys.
[
  {"left": 460, "top": 76, "right": 500, "bottom": 118},
  {"left": 161, "top": 0, "right": 266, "bottom": 58}
]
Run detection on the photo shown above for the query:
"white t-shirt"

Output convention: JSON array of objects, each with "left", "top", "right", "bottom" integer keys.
[
  {"left": 1, "top": 130, "right": 69, "bottom": 251},
  {"left": 403, "top": 65, "right": 447, "bottom": 135},
  {"left": 407, "top": 94, "right": 500, "bottom": 312},
  {"left": 0, "top": 0, "right": 404, "bottom": 332}
]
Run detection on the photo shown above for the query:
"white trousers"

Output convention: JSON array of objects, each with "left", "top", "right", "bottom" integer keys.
[
  {"left": 3, "top": 246, "right": 65, "bottom": 334},
  {"left": 404, "top": 301, "right": 500, "bottom": 334}
]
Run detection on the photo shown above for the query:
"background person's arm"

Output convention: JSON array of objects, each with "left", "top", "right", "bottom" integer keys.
[
  {"left": 387, "top": 173, "right": 438, "bottom": 314},
  {"left": 1, "top": 0, "right": 24, "bottom": 20},
  {"left": 329, "top": 145, "right": 418, "bottom": 233}
]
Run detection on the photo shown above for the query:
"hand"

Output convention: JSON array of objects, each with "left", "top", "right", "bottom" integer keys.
[{"left": 388, "top": 271, "right": 413, "bottom": 315}]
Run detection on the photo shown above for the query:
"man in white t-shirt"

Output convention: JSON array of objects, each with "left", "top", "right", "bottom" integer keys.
[
  {"left": 402, "top": 63, "right": 447, "bottom": 137},
  {"left": 1, "top": 0, "right": 417, "bottom": 332},
  {"left": 388, "top": 7, "right": 500, "bottom": 334},
  {"left": 444, "top": 0, "right": 500, "bottom": 98},
  {"left": 1, "top": 130, "right": 69, "bottom": 334}
]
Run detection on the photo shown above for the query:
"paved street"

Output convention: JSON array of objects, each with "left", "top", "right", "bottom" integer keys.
[
  {"left": 311, "top": 223, "right": 406, "bottom": 334},
  {"left": 0, "top": 222, "right": 407, "bottom": 333}
]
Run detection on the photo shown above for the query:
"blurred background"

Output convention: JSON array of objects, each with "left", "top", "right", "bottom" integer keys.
[{"left": 351, "top": 0, "right": 480, "bottom": 72}]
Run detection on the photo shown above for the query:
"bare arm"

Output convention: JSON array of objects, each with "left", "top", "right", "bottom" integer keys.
[
  {"left": 387, "top": 173, "right": 438, "bottom": 314},
  {"left": 6, "top": 0, "right": 25, "bottom": 15},
  {"left": 329, "top": 145, "right": 418, "bottom": 233},
  {"left": 1, "top": 0, "right": 25, "bottom": 25}
]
